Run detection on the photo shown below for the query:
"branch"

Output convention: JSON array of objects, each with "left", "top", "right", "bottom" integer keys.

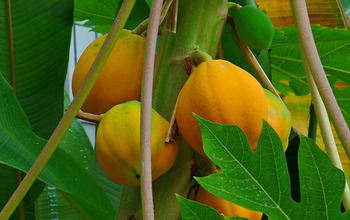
[
  {"left": 290, "top": 0, "right": 350, "bottom": 160},
  {"left": 140, "top": 0, "right": 164, "bottom": 219},
  {"left": 0, "top": 0, "right": 136, "bottom": 218},
  {"left": 76, "top": 111, "right": 102, "bottom": 124}
]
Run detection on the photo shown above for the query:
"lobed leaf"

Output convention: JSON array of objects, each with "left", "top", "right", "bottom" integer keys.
[
  {"left": 271, "top": 25, "right": 350, "bottom": 96},
  {"left": 192, "top": 115, "right": 350, "bottom": 219},
  {"left": 177, "top": 195, "right": 248, "bottom": 220}
]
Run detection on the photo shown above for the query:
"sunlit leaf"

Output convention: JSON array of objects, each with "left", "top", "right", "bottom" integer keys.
[
  {"left": 271, "top": 25, "right": 350, "bottom": 96},
  {"left": 256, "top": 0, "right": 345, "bottom": 29}
]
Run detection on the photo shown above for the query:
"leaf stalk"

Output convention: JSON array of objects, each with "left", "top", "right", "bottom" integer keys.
[
  {"left": 0, "top": 0, "right": 136, "bottom": 218},
  {"left": 290, "top": 0, "right": 350, "bottom": 160},
  {"left": 303, "top": 63, "right": 350, "bottom": 210},
  {"left": 140, "top": 0, "right": 164, "bottom": 219}
]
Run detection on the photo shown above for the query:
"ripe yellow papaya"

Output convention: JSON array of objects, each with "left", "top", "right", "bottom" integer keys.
[
  {"left": 264, "top": 89, "right": 292, "bottom": 151},
  {"left": 195, "top": 185, "right": 263, "bottom": 219},
  {"left": 96, "top": 101, "right": 179, "bottom": 185},
  {"left": 72, "top": 29, "right": 146, "bottom": 115},
  {"left": 176, "top": 60, "right": 268, "bottom": 158}
]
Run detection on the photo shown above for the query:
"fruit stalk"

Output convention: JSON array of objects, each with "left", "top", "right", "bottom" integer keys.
[
  {"left": 140, "top": 0, "right": 164, "bottom": 219},
  {"left": 116, "top": 1, "right": 228, "bottom": 219},
  {"left": 0, "top": 0, "right": 136, "bottom": 219},
  {"left": 226, "top": 15, "right": 281, "bottom": 100},
  {"left": 290, "top": 0, "right": 350, "bottom": 160}
]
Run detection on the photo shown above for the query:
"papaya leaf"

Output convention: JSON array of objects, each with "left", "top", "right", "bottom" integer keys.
[
  {"left": 74, "top": 0, "right": 149, "bottom": 34},
  {"left": 0, "top": 74, "right": 114, "bottom": 219},
  {"left": 177, "top": 195, "right": 249, "bottom": 220},
  {"left": 145, "top": 0, "right": 152, "bottom": 8},
  {"left": 194, "top": 115, "right": 350, "bottom": 219},
  {"left": 271, "top": 25, "right": 350, "bottom": 96},
  {"left": 333, "top": 86, "right": 350, "bottom": 126}
]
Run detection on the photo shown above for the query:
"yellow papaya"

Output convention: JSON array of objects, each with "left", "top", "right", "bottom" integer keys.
[
  {"left": 176, "top": 60, "right": 268, "bottom": 158},
  {"left": 96, "top": 101, "right": 179, "bottom": 185},
  {"left": 264, "top": 89, "right": 292, "bottom": 151},
  {"left": 195, "top": 185, "right": 263, "bottom": 219},
  {"left": 72, "top": 29, "right": 146, "bottom": 115}
]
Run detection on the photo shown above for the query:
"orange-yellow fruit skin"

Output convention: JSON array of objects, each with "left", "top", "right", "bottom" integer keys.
[
  {"left": 195, "top": 186, "right": 263, "bottom": 219},
  {"left": 72, "top": 30, "right": 146, "bottom": 115},
  {"left": 176, "top": 60, "right": 268, "bottom": 158},
  {"left": 96, "top": 101, "right": 179, "bottom": 185},
  {"left": 264, "top": 89, "right": 292, "bottom": 151}
]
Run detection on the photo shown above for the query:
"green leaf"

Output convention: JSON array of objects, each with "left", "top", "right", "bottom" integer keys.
[
  {"left": 34, "top": 91, "right": 95, "bottom": 220},
  {"left": 145, "top": 0, "right": 152, "bottom": 8},
  {"left": 74, "top": 0, "right": 150, "bottom": 34},
  {"left": 176, "top": 195, "right": 226, "bottom": 220},
  {"left": 177, "top": 195, "right": 250, "bottom": 220},
  {"left": 0, "top": 74, "right": 114, "bottom": 219},
  {"left": 0, "top": 0, "right": 73, "bottom": 139},
  {"left": 36, "top": 186, "right": 83, "bottom": 220},
  {"left": 194, "top": 115, "right": 350, "bottom": 219},
  {"left": 61, "top": 91, "right": 94, "bottom": 168},
  {"left": 271, "top": 25, "right": 350, "bottom": 96},
  {"left": 333, "top": 86, "right": 350, "bottom": 126}
]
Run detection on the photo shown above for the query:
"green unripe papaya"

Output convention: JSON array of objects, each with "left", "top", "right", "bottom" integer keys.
[{"left": 233, "top": 5, "right": 274, "bottom": 50}]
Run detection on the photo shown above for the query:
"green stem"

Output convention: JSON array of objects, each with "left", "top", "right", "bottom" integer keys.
[
  {"left": 290, "top": 0, "right": 350, "bottom": 160},
  {"left": 0, "top": 0, "right": 135, "bottom": 219},
  {"left": 132, "top": 0, "right": 173, "bottom": 35},
  {"left": 132, "top": 18, "right": 149, "bottom": 35},
  {"left": 116, "top": 1, "right": 228, "bottom": 219},
  {"left": 227, "top": 2, "right": 241, "bottom": 10},
  {"left": 307, "top": 104, "right": 317, "bottom": 141},
  {"left": 190, "top": 50, "right": 212, "bottom": 65},
  {"left": 227, "top": 15, "right": 282, "bottom": 101}
]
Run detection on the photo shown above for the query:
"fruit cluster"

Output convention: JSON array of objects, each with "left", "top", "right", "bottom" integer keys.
[
  {"left": 72, "top": 29, "right": 178, "bottom": 186},
  {"left": 72, "top": 9, "right": 289, "bottom": 216}
]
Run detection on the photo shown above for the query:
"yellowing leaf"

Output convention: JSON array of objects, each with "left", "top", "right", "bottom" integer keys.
[{"left": 256, "top": 0, "right": 345, "bottom": 29}]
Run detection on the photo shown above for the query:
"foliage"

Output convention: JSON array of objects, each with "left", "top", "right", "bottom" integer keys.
[
  {"left": 74, "top": 0, "right": 150, "bottom": 33},
  {"left": 0, "top": 74, "right": 115, "bottom": 219},
  {"left": 187, "top": 115, "right": 350, "bottom": 219},
  {"left": 177, "top": 195, "right": 249, "bottom": 220},
  {"left": 271, "top": 25, "right": 350, "bottom": 96},
  {"left": 1, "top": 0, "right": 350, "bottom": 219}
]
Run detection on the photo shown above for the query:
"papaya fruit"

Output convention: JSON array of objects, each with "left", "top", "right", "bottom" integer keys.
[
  {"left": 233, "top": 5, "right": 274, "bottom": 50},
  {"left": 195, "top": 185, "right": 263, "bottom": 219},
  {"left": 96, "top": 101, "right": 179, "bottom": 185},
  {"left": 72, "top": 29, "right": 146, "bottom": 115},
  {"left": 176, "top": 59, "right": 268, "bottom": 158},
  {"left": 264, "top": 89, "right": 292, "bottom": 151}
]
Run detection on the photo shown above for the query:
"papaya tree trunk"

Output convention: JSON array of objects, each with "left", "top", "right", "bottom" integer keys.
[{"left": 116, "top": 1, "right": 227, "bottom": 219}]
